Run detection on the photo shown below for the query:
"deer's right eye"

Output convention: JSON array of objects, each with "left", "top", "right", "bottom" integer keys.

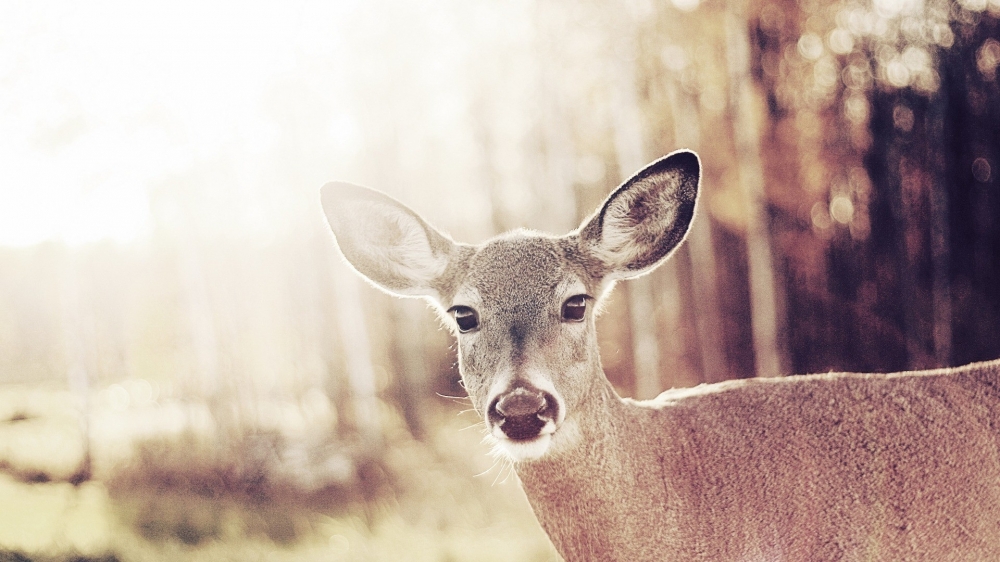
[{"left": 448, "top": 306, "right": 480, "bottom": 333}]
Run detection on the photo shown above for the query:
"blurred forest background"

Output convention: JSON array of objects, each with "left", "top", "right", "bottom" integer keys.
[{"left": 1, "top": 0, "right": 998, "bottom": 560}]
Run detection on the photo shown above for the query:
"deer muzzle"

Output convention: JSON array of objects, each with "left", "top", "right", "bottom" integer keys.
[{"left": 488, "top": 385, "right": 559, "bottom": 441}]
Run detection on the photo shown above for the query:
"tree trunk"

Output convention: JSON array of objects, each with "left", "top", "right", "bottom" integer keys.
[
  {"left": 330, "top": 261, "right": 381, "bottom": 446},
  {"left": 724, "top": 3, "right": 786, "bottom": 378}
]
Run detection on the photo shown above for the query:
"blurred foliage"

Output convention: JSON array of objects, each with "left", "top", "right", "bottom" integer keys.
[
  {"left": 0, "top": 385, "right": 555, "bottom": 561},
  {"left": 751, "top": 0, "right": 1000, "bottom": 373},
  {"left": 0, "top": 553, "right": 120, "bottom": 562}
]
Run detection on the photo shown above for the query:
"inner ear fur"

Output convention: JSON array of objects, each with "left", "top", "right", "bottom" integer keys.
[
  {"left": 577, "top": 150, "right": 700, "bottom": 279},
  {"left": 320, "top": 181, "right": 457, "bottom": 299}
]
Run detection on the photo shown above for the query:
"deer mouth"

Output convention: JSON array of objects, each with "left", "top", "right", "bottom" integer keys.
[{"left": 497, "top": 411, "right": 550, "bottom": 441}]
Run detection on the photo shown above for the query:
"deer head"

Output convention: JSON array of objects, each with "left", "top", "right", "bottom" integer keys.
[{"left": 321, "top": 150, "right": 699, "bottom": 462}]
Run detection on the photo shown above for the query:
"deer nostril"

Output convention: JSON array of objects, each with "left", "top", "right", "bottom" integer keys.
[{"left": 495, "top": 388, "right": 546, "bottom": 418}]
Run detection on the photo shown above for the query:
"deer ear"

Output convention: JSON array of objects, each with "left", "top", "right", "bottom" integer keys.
[
  {"left": 577, "top": 150, "right": 700, "bottom": 280},
  {"left": 321, "top": 182, "right": 457, "bottom": 300}
]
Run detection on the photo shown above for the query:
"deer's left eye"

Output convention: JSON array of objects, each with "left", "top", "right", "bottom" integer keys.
[
  {"left": 561, "top": 295, "right": 590, "bottom": 322},
  {"left": 448, "top": 306, "right": 480, "bottom": 333}
]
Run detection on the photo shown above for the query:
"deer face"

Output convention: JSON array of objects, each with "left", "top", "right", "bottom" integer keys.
[
  {"left": 321, "top": 150, "right": 700, "bottom": 463},
  {"left": 445, "top": 235, "right": 603, "bottom": 461}
]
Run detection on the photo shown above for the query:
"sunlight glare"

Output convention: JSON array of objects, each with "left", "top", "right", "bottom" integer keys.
[
  {"left": 0, "top": 0, "right": 343, "bottom": 247},
  {"left": 671, "top": 0, "right": 700, "bottom": 12}
]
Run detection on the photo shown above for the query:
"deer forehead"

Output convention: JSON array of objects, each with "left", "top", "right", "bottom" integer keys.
[{"left": 452, "top": 234, "right": 590, "bottom": 314}]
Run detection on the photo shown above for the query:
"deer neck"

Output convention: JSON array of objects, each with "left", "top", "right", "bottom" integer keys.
[{"left": 513, "top": 373, "right": 679, "bottom": 560}]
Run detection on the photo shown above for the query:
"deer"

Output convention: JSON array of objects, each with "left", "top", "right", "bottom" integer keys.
[{"left": 320, "top": 149, "right": 1000, "bottom": 561}]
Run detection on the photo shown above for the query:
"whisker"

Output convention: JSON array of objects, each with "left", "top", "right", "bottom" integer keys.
[
  {"left": 499, "top": 460, "right": 517, "bottom": 485},
  {"left": 491, "top": 460, "right": 506, "bottom": 486},
  {"left": 474, "top": 456, "right": 503, "bottom": 479}
]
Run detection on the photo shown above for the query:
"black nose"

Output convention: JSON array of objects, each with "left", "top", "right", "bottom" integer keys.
[{"left": 488, "top": 385, "right": 558, "bottom": 441}]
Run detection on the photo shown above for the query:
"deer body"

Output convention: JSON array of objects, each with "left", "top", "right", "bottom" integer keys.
[
  {"left": 518, "top": 365, "right": 1000, "bottom": 561},
  {"left": 320, "top": 150, "right": 1000, "bottom": 561}
]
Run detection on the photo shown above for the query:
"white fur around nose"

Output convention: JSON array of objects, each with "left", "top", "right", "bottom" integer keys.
[{"left": 491, "top": 432, "right": 554, "bottom": 462}]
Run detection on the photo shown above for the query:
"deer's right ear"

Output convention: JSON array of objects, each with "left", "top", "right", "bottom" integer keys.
[
  {"left": 321, "top": 182, "right": 457, "bottom": 300},
  {"left": 576, "top": 150, "right": 700, "bottom": 281}
]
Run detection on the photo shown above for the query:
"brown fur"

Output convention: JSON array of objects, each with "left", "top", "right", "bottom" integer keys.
[{"left": 519, "top": 361, "right": 1000, "bottom": 561}]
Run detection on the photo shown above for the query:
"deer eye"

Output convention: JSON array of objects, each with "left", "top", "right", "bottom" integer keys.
[
  {"left": 448, "top": 306, "right": 479, "bottom": 333},
  {"left": 561, "top": 295, "right": 590, "bottom": 322}
]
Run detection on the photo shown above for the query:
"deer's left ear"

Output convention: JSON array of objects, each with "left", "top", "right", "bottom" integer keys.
[{"left": 576, "top": 150, "right": 700, "bottom": 280}]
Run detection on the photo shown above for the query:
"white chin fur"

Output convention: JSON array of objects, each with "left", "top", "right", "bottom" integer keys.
[{"left": 491, "top": 433, "right": 553, "bottom": 462}]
